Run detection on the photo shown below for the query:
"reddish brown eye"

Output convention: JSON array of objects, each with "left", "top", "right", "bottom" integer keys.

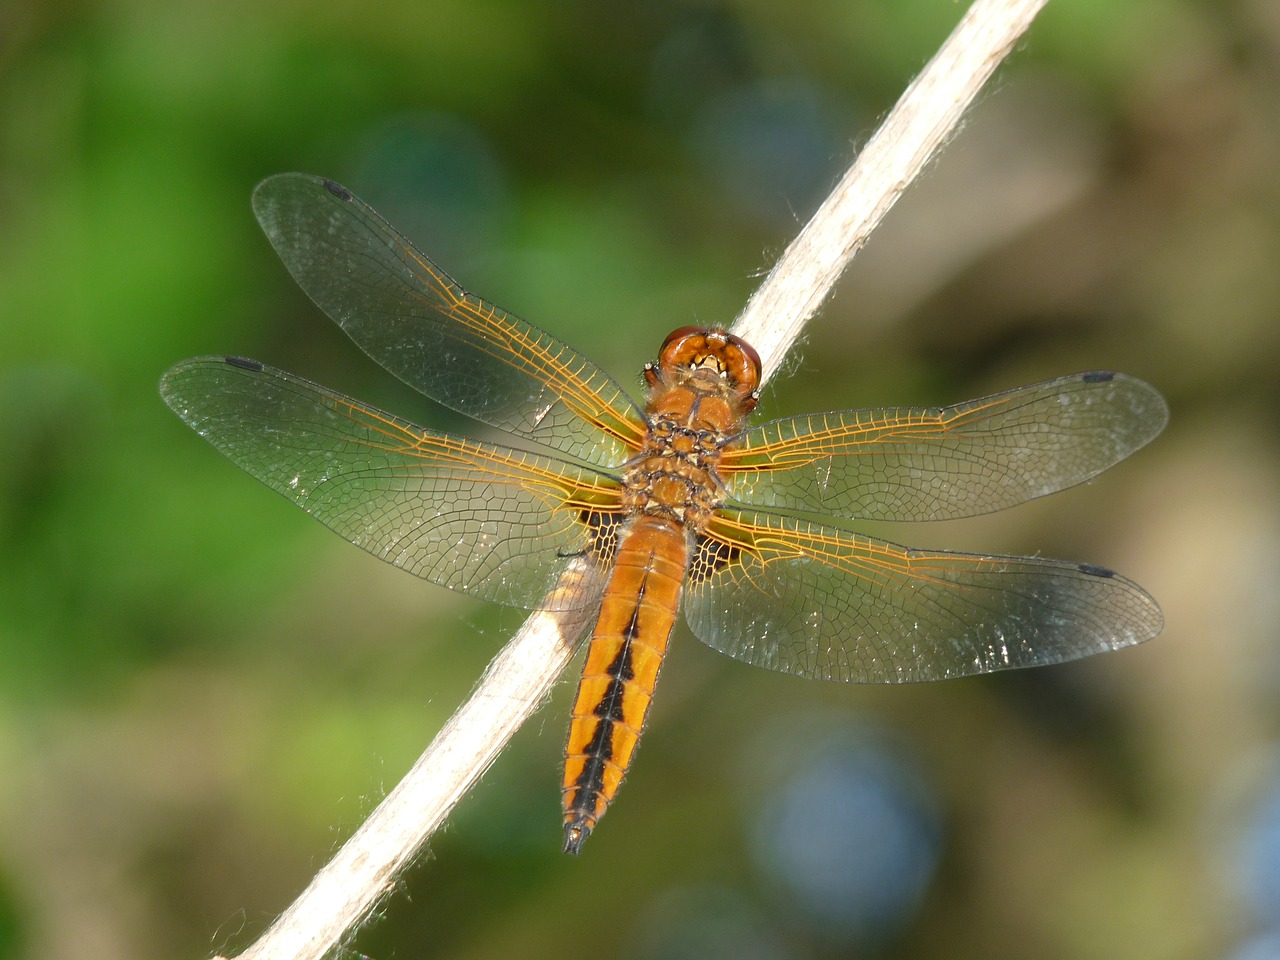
[
  {"left": 726, "top": 333, "right": 762, "bottom": 384},
  {"left": 660, "top": 325, "right": 706, "bottom": 353},
  {"left": 655, "top": 327, "right": 762, "bottom": 398}
]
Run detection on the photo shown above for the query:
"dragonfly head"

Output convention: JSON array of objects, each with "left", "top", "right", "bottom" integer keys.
[{"left": 651, "top": 327, "right": 762, "bottom": 412}]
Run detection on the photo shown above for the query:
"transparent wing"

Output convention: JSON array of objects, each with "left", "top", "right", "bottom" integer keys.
[
  {"left": 684, "top": 508, "right": 1163, "bottom": 683},
  {"left": 160, "top": 356, "right": 624, "bottom": 611},
  {"left": 721, "top": 372, "right": 1167, "bottom": 521},
  {"left": 252, "top": 173, "right": 646, "bottom": 467}
]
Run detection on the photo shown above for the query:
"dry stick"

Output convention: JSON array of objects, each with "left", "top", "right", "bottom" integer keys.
[{"left": 218, "top": 1, "right": 1049, "bottom": 958}]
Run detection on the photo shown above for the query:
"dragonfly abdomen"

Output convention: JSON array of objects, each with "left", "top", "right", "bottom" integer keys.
[{"left": 562, "top": 517, "right": 688, "bottom": 854}]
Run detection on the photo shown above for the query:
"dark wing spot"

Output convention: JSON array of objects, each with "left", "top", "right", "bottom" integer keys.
[
  {"left": 1081, "top": 371, "right": 1115, "bottom": 384},
  {"left": 322, "top": 178, "right": 353, "bottom": 201},
  {"left": 577, "top": 509, "right": 622, "bottom": 564},
  {"left": 224, "top": 356, "right": 263, "bottom": 372},
  {"left": 1077, "top": 562, "right": 1116, "bottom": 579},
  {"left": 689, "top": 534, "right": 741, "bottom": 583}
]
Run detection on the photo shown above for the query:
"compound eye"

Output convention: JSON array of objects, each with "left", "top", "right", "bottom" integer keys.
[
  {"left": 727, "top": 334, "right": 762, "bottom": 384},
  {"left": 660, "top": 325, "right": 706, "bottom": 353}
]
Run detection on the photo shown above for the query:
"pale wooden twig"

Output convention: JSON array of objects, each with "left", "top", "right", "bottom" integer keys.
[{"left": 215, "top": 1, "right": 1049, "bottom": 957}]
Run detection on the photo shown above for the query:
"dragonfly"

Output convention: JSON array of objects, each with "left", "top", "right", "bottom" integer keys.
[{"left": 161, "top": 173, "right": 1166, "bottom": 854}]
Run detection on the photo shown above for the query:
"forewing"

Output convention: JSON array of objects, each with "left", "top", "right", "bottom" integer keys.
[
  {"left": 684, "top": 509, "right": 1163, "bottom": 683},
  {"left": 252, "top": 173, "right": 646, "bottom": 466},
  {"left": 721, "top": 372, "right": 1168, "bottom": 521},
  {"left": 160, "top": 357, "right": 622, "bottom": 611}
]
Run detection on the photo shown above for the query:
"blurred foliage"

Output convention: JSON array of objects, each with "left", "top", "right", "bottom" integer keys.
[{"left": 2, "top": 0, "right": 1280, "bottom": 958}]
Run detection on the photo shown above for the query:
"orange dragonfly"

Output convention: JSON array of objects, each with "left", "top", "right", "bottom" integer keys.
[{"left": 161, "top": 174, "right": 1166, "bottom": 854}]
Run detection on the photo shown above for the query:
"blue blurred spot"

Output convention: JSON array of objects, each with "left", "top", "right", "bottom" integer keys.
[
  {"left": 647, "top": 16, "right": 853, "bottom": 229},
  {"left": 1232, "top": 768, "right": 1280, "bottom": 929},
  {"left": 688, "top": 79, "right": 843, "bottom": 228},
  {"left": 348, "top": 112, "right": 510, "bottom": 275},
  {"left": 749, "top": 723, "right": 942, "bottom": 945},
  {"left": 646, "top": 17, "right": 752, "bottom": 124},
  {"left": 1227, "top": 931, "right": 1280, "bottom": 960}
]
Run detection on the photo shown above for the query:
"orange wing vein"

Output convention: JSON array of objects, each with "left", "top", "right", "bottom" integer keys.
[
  {"left": 685, "top": 508, "right": 1163, "bottom": 683},
  {"left": 252, "top": 173, "right": 646, "bottom": 467},
  {"left": 160, "top": 356, "right": 622, "bottom": 611},
  {"left": 721, "top": 372, "right": 1167, "bottom": 521}
]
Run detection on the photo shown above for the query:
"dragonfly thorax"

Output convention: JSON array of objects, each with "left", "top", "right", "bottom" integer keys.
[
  {"left": 623, "top": 329, "right": 758, "bottom": 530},
  {"left": 621, "top": 449, "right": 721, "bottom": 527}
]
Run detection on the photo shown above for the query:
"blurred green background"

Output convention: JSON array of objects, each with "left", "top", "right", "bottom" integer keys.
[{"left": 3, "top": 0, "right": 1280, "bottom": 958}]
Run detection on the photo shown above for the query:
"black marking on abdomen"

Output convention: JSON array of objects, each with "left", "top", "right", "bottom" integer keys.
[{"left": 566, "top": 571, "right": 648, "bottom": 835}]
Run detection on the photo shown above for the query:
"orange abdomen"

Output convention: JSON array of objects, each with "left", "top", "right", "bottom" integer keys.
[{"left": 561, "top": 517, "right": 688, "bottom": 853}]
